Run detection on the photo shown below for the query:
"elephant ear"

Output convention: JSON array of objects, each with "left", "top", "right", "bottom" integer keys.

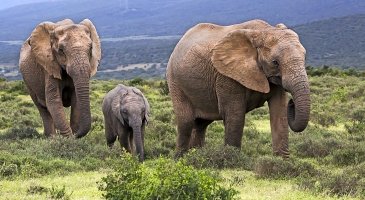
[
  {"left": 211, "top": 29, "right": 270, "bottom": 93},
  {"left": 275, "top": 23, "right": 287, "bottom": 29},
  {"left": 56, "top": 18, "right": 74, "bottom": 26},
  {"left": 111, "top": 86, "right": 128, "bottom": 126},
  {"left": 132, "top": 88, "right": 150, "bottom": 124},
  {"left": 80, "top": 19, "right": 101, "bottom": 77},
  {"left": 30, "top": 22, "right": 61, "bottom": 79}
]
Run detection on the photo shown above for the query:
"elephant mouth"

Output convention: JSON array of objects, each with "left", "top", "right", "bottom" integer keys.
[{"left": 268, "top": 76, "right": 282, "bottom": 86}]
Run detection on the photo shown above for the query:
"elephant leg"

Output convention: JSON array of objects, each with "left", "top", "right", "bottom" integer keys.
[
  {"left": 216, "top": 75, "right": 246, "bottom": 148},
  {"left": 171, "top": 86, "right": 194, "bottom": 157},
  {"left": 223, "top": 111, "right": 245, "bottom": 148},
  {"left": 38, "top": 106, "right": 56, "bottom": 137},
  {"left": 45, "top": 76, "right": 72, "bottom": 136},
  {"left": 70, "top": 90, "right": 80, "bottom": 133},
  {"left": 189, "top": 118, "right": 213, "bottom": 148},
  {"left": 28, "top": 90, "right": 56, "bottom": 137},
  {"left": 268, "top": 88, "right": 289, "bottom": 158},
  {"left": 129, "top": 133, "right": 134, "bottom": 153},
  {"left": 118, "top": 126, "right": 131, "bottom": 153},
  {"left": 105, "top": 120, "right": 117, "bottom": 148}
]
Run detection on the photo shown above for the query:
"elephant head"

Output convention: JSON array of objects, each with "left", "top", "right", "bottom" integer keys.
[
  {"left": 211, "top": 24, "right": 310, "bottom": 132},
  {"left": 111, "top": 86, "right": 150, "bottom": 161},
  {"left": 29, "top": 19, "right": 101, "bottom": 138}
]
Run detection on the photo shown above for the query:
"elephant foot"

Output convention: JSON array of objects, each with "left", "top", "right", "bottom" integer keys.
[
  {"left": 174, "top": 150, "right": 186, "bottom": 160},
  {"left": 273, "top": 149, "right": 290, "bottom": 159},
  {"left": 59, "top": 128, "right": 73, "bottom": 137}
]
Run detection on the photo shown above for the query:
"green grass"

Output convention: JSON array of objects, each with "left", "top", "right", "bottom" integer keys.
[
  {"left": 1, "top": 74, "right": 365, "bottom": 199},
  {"left": 221, "top": 170, "right": 359, "bottom": 200},
  {"left": 0, "top": 171, "right": 106, "bottom": 199}
]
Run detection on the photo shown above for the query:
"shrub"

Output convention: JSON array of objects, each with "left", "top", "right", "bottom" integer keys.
[
  {"left": 99, "top": 154, "right": 239, "bottom": 200},
  {"left": 0, "top": 163, "right": 19, "bottom": 178},
  {"left": 128, "top": 78, "right": 146, "bottom": 86},
  {"left": 158, "top": 80, "right": 169, "bottom": 95},
  {"left": 298, "top": 163, "right": 365, "bottom": 197},
  {"left": 295, "top": 138, "right": 335, "bottom": 158},
  {"left": 184, "top": 144, "right": 252, "bottom": 170},
  {"left": 27, "top": 185, "right": 72, "bottom": 200},
  {"left": 331, "top": 143, "right": 365, "bottom": 166},
  {"left": 0, "top": 125, "right": 42, "bottom": 140},
  {"left": 254, "top": 156, "right": 318, "bottom": 179},
  {"left": 49, "top": 185, "right": 72, "bottom": 200},
  {"left": 345, "top": 108, "right": 365, "bottom": 135},
  {"left": 27, "top": 185, "right": 49, "bottom": 195}
]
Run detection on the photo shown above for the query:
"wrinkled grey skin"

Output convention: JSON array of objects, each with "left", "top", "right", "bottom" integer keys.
[
  {"left": 19, "top": 19, "right": 101, "bottom": 138},
  {"left": 102, "top": 84, "right": 150, "bottom": 161},
  {"left": 167, "top": 19, "right": 310, "bottom": 157}
]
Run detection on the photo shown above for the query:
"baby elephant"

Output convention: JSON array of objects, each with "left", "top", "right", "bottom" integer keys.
[{"left": 102, "top": 84, "right": 150, "bottom": 161}]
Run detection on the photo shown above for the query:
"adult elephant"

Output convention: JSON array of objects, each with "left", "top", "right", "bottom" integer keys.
[
  {"left": 19, "top": 19, "right": 101, "bottom": 138},
  {"left": 166, "top": 19, "right": 310, "bottom": 157}
]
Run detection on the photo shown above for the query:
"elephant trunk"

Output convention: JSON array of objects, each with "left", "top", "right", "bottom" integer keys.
[
  {"left": 69, "top": 52, "right": 92, "bottom": 138},
  {"left": 283, "top": 64, "right": 310, "bottom": 132},
  {"left": 73, "top": 76, "right": 91, "bottom": 138},
  {"left": 132, "top": 121, "right": 144, "bottom": 162}
]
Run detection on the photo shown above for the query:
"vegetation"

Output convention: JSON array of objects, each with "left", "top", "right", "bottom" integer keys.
[
  {"left": 99, "top": 153, "right": 238, "bottom": 200},
  {"left": 1, "top": 70, "right": 365, "bottom": 199}
]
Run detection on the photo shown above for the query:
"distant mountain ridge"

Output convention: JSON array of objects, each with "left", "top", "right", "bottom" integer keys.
[
  {"left": 0, "top": 0, "right": 364, "bottom": 40},
  {"left": 294, "top": 14, "right": 365, "bottom": 68},
  {"left": 0, "top": 1, "right": 364, "bottom": 80},
  {"left": 1, "top": 13, "right": 365, "bottom": 80}
]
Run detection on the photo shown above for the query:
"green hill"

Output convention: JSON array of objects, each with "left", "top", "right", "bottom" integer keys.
[
  {"left": 1, "top": 14, "right": 365, "bottom": 80},
  {"left": 294, "top": 14, "right": 365, "bottom": 68}
]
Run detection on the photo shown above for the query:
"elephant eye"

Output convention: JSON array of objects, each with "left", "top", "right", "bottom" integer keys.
[
  {"left": 89, "top": 46, "right": 92, "bottom": 57},
  {"left": 59, "top": 48, "right": 65, "bottom": 55},
  {"left": 272, "top": 60, "right": 279, "bottom": 67},
  {"left": 122, "top": 109, "right": 128, "bottom": 114}
]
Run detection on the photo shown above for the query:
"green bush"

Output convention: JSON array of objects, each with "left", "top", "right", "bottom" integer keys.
[
  {"left": 49, "top": 185, "right": 72, "bottom": 200},
  {"left": 128, "top": 77, "right": 146, "bottom": 86},
  {"left": 27, "top": 185, "right": 72, "bottom": 200},
  {"left": 295, "top": 138, "right": 338, "bottom": 158},
  {"left": 99, "top": 154, "right": 238, "bottom": 200},
  {"left": 158, "top": 80, "right": 169, "bottom": 95},
  {"left": 298, "top": 162, "right": 365, "bottom": 197},
  {"left": 254, "top": 156, "right": 318, "bottom": 179},
  {"left": 184, "top": 144, "right": 252, "bottom": 170},
  {"left": 0, "top": 163, "right": 19, "bottom": 178},
  {"left": 27, "top": 185, "right": 49, "bottom": 195},
  {"left": 331, "top": 143, "right": 365, "bottom": 166},
  {"left": 0, "top": 125, "right": 42, "bottom": 140},
  {"left": 345, "top": 108, "right": 365, "bottom": 134}
]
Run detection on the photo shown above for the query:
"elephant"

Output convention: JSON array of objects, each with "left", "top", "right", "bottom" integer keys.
[
  {"left": 19, "top": 19, "right": 101, "bottom": 138},
  {"left": 166, "top": 19, "right": 310, "bottom": 157},
  {"left": 102, "top": 84, "right": 150, "bottom": 161}
]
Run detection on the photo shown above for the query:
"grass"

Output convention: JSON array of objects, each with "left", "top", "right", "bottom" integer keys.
[
  {"left": 1, "top": 170, "right": 359, "bottom": 200},
  {"left": 0, "top": 171, "right": 106, "bottom": 199},
  {"left": 1, "top": 73, "right": 365, "bottom": 199},
  {"left": 221, "top": 170, "right": 359, "bottom": 200}
]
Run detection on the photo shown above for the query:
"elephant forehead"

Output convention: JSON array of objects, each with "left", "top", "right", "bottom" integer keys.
[{"left": 122, "top": 95, "right": 144, "bottom": 104}]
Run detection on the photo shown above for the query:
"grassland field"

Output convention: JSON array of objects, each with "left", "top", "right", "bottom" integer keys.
[{"left": 0, "top": 71, "right": 365, "bottom": 199}]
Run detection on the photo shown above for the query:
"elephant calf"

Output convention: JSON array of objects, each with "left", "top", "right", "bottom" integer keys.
[{"left": 102, "top": 84, "right": 150, "bottom": 161}]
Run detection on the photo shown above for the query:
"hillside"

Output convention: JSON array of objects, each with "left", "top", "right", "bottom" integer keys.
[
  {"left": 1, "top": 13, "right": 365, "bottom": 80},
  {"left": 0, "top": 0, "right": 364, "bottom": 40},
  {"left": 294, "top": 14, "right": 365, "bottom": 68}
]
